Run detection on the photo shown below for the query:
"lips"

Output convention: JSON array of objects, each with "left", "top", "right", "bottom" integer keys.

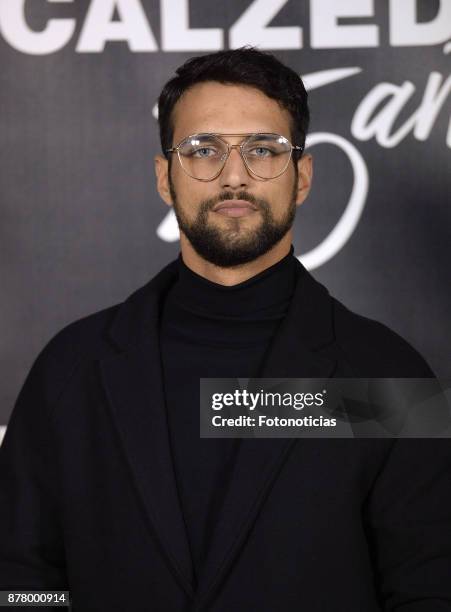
[{"left": 213, "top": 199, "right": 258, "bottom": 211}]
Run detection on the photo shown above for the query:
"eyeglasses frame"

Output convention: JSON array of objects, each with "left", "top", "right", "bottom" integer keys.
[{"left": 165, "top": 132, "right": 304, "bottom": 182}]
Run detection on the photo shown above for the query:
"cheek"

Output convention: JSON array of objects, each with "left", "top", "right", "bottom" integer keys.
[
  {"left": 279, "top": 169, "right": 298, "bottom": 202},
  {"left": 170, "top": 168, "right": 217, "bottom": 207},
  {"left": 271, "top": 159, "right": 295, "bottom": 187},
  {"left": 170, "top": 159, "right": 184, "bottom": 185},
  {"left": 266, "top": 176, "right": 296, "bottom": 207},
  {"left": 169, "top": 164, "right": 191, "bottom": 198}
]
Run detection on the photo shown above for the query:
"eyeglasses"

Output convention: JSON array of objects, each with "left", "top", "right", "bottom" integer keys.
[{"left": 166, "top": 133, "right": 303, "bottom": 181}]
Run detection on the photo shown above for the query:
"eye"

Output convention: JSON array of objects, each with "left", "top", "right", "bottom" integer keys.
[
  {"left": 192, "top": 147, "right": 219, "bottom": 158},
  {"left": 247, "top": 146, "right": 274, "bottom": 158}
]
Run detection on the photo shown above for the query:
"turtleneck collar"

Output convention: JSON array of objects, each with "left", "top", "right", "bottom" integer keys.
[{"left": 170, "top": 244, "right": 299, "bottom": 321}]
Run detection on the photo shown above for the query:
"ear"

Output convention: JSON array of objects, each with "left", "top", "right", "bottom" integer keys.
[
  {"left": 295, "top": 153, "right": 313, "bottom": 207},
  {"left": 154, "top": 154, "right": 173, "bottom": 206}
]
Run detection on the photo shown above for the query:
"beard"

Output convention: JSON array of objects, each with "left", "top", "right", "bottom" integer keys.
[{"left": 168, "top": 172, "right": 298, "bottom": 268}]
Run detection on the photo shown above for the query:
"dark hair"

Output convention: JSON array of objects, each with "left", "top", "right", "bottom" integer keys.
[{"left": 157, "top": 47, "right": 309, "bottom": 165}]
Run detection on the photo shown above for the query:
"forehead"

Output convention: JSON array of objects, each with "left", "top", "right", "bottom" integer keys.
[{"left": 171, "top": 82, "right": 292, "bottom": 143}]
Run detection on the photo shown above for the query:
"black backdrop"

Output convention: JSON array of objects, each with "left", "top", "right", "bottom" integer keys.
[{"left": 1, "top": 0, "right": 450, "bottom": 439}]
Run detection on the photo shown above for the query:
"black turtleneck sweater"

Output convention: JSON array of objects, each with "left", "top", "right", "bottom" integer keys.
[{"left": 159, "top": 245, "right": 298, "bottom": 586}]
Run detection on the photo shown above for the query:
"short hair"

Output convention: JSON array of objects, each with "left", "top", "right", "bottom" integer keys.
[{"left": 157, "top": 47, "right": 309, "bottom": 164}]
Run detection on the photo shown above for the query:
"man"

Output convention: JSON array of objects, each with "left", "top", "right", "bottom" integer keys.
[{"left": 1, "top": 48, "right": 450, "bottom": 612}]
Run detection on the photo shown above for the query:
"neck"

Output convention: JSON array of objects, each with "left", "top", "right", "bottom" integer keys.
[{"left": 178, "top": 233, "right": 293, "bottom": 286}]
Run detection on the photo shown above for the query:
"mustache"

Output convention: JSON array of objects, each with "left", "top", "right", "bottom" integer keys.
[{"left": 207, "top": 191, "right": 266, "bottom": 210}]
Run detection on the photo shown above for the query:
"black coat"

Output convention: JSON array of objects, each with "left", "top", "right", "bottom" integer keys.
[{"left": 1, "top": 258, "right": 450, "bottom": 611}]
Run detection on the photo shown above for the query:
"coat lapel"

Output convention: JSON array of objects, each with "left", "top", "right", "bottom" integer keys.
[
  {"left": 193, "top": 261, "right": 340, "bottom": 610},
  {"left": 99, "top": 261, "right": 196, "bottom": 598}
]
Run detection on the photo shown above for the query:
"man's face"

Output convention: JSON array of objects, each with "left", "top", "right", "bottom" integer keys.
[{"left": 155, "top": 82, "right": 312, "bottom": 267}]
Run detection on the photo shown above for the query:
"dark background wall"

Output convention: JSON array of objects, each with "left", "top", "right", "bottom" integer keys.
[{"left": 1, "top": 0, "right": 450, "bottom": 440}]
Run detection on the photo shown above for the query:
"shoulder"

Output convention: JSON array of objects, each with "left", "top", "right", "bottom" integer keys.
[
  {"left": 17, "top": 260, "right": 179, "bottom": 411},
  {"left": 330, "top": 297, "right": 434, "bottom": 377},
  {"left": 39, "top": 302, "right": 121, "bottom": 365},
  {"left": 18, "top": 302, "right": 122, "bottom": 411}
]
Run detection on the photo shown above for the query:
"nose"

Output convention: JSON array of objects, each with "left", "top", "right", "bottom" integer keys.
[{"left": 219, "top": 146, "right": 250, "bottom": 190}]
